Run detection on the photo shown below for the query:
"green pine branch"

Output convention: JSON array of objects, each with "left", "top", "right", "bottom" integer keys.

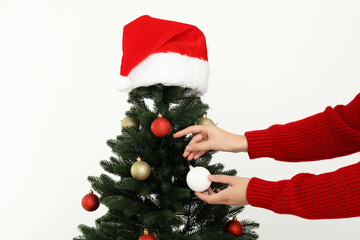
[{"left": 74, "top": 84, "right": 259, "bottom": 240}]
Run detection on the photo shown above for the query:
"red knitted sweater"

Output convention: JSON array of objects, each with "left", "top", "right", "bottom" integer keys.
[{"left": 245, "top": 93, "right": 360, "bottom": 219}]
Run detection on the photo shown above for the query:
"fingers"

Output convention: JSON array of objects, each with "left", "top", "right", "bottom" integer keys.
[
  {"left": 173, "top": 125, "right": 206, "bottom": 138},
  {"left": 195, "top": 190, "right": 224, "bottom": 204},
  {"left": 195, "top": 178, "right": 249, "bottom": 206},
  {"left": 193, "top": 150, "right": 206, "bottom": 159},
  {"left": 207, "top": 187, "right": 221, "bottom": 194},
  {"left": 188, "top": 141, "right": 210, "bottom": 152},
  {"left": 183, "top": 134, "right": 204, "bottom": 158},
  {"left": 189, "top": 133, "right": 204, "bottom": 144},
  {"left": 184, "top": 134, "right": 210, "bottom": 159},
  {"left": 207, "top": 187, "right": 215, "bottom": 195},
  {"left": 188, "top": 150, "right": 206, "bottom": 160},
  {"left": 187, "top": 151, "right": 198, "bottom": 161},
  {"left": 174, "top": 125, "right": 211, "bottom": 160},
  {"left": 208, "top": 175, "right": 234, "bottom": 185}
]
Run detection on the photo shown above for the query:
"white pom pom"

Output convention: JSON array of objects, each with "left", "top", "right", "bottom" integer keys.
[
  {"left": 186, "top": 166, "right": 212, "bottom": 192},
  {"left": 114, "top": 75, "right": 132, "bottom": 92}
]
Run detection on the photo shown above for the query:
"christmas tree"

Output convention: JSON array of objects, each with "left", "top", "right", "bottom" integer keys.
[{"left": 74, "top": 15, "right": 259, "bottom": 240}]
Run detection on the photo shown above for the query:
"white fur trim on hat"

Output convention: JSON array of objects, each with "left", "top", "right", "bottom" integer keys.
[
  {"left": 114, "top": 75, "right": 131, "bottom": 92},
  {"left": 116, "top": 52, "right": 209, "bottom": 94}
]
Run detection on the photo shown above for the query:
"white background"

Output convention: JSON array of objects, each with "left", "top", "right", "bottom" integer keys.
[{"left": 1, "top": 0, "right": 360, "bottom": 239}]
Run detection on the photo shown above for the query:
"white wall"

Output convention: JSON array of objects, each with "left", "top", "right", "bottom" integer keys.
[{"left": 1, "top": 0, "right": 359, "bottom": 239}]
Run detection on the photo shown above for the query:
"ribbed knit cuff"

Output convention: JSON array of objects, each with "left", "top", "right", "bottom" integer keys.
[
  {"left": 337, "top": 93, "right": 360, "bottom": 130},
  {"left": 246, "top": 177, "right": 277, "bottom": 210},
  {"left": 245, "top": 129, "right": 274, "bottom": 159}
]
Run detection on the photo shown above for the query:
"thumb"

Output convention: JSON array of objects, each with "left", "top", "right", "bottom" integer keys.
[{"left": 187, "top": 141, "right": 210, "bottom": 152}]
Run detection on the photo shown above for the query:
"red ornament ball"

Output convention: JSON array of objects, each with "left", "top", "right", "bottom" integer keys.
[
  {"left": 139, "top": 229, "right": 157, "bottom": 240},
  {"left": 224, "top": 217, "right": 243, "bottom": 237},
  {"left": 151, "top": 113, "right": 171, "bottom": 137},
  {"left": 82, "top": 190, "right": 100, "bottom": 211}
]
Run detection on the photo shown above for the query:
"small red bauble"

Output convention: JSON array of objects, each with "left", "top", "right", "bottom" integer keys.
[
  {"left": 224, "top": 216, "right": 243, "bottom": 237},
  {"left": 82, "top": 190, "right": 100, "bottom": 211},
  {"left": 151, "top": 113, "right": 171, "bottom": 137},
  {"left": 139, "top": 229, "right": 157, "bottom": 240}
]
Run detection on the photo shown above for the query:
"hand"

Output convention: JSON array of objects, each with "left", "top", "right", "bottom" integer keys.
[
  {"left": 195, "top": 175, "right": 250, "bottom": 206},
  {"left": 172, "top": 124, "right": 248, "bottom": 160}
]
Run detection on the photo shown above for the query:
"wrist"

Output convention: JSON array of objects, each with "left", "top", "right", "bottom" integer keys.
[{"left": 232, "top": 134, "right": 248, "bottom": 153}]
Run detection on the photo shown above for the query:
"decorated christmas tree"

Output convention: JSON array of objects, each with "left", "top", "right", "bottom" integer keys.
[{"left": 74, "top": 15, "right": 259, "bottom": 240}]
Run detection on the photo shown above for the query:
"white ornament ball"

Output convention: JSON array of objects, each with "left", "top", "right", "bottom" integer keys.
[{"left": 186, "top": 166, "right": 212, "bottom": 192}]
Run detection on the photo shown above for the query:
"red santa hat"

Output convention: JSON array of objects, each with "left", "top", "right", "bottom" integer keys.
[{"left": 116, "top": 15, "right": 209, "bottom": 95}]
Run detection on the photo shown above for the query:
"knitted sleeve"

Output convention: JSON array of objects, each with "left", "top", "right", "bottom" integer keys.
[
  {"left": 246, "top": 161, "right": 360, "bottom": 219},
  {"left": 245, "top": 93, "right": 360, "bottom": 162},
  {"left": 244, "top": 93, "right": 360, "bottom": 219}
]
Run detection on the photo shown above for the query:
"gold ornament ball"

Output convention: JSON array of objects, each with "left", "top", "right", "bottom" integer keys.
[
  {"left": 121, "top": 116, "right": 139, "bottom": 129},
  {"left": 131, "top": 157, "right": 151, "bottom": 181},
  {"left": 197, "top": 114, "right": 215, "bottom": 125}
]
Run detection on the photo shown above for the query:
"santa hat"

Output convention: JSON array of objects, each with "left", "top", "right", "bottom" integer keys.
[{"left": 116, "top": 15, "right": 209, "bottom": 95}]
